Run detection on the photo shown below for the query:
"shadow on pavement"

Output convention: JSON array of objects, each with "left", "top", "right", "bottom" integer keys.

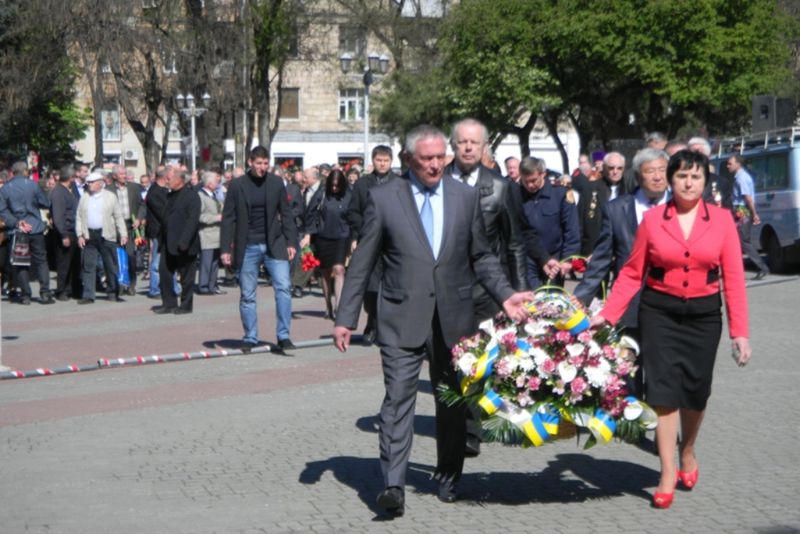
[
  {"left": 461, "top": 453, "right": 656, "bottom": 505},
  {"left": 298, "top": 456, "right": 437, "bottom": 520}
]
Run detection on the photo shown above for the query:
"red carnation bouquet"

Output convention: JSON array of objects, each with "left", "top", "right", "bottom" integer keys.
[{"left": 300, "top": 246, "right": 320, "bottom": 272}]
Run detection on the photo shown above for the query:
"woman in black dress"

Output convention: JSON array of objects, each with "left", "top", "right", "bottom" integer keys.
[{"left": 306, "top": 169, "right": 352, "bottom": 319}]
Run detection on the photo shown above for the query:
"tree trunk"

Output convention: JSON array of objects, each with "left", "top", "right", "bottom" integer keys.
[
  {"left": 543, "top": 111, "right": 569, "bottom": 174},
  {"left": 512, "top": 113, "right": 537, "bottom": 158}
]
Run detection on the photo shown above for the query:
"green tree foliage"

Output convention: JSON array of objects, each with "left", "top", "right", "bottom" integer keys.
[
  {"left": 376, "top": 0, "right": 796, "bottom": 161},
  {"left": 0, "top": 0, "right": 88, "bottom": 164}
]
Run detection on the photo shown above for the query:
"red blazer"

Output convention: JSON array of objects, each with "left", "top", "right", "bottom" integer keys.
[{"left": 600, "top": 201, "right": 749, "bottom": 338}]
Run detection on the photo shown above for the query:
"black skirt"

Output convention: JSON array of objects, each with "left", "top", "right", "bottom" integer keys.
[
  {"left": 312, "top": 236, "right": 349, "bottom": 269},
  {"left": 638, "top": 287, "right": 722, "bottom": 411}
]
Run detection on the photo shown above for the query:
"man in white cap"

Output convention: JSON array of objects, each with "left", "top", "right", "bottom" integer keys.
[{"left": 75, "top": 172, "right": 128, "bottom": 303}]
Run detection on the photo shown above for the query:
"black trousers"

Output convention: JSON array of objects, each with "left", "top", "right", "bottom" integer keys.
[
  {"left": 160, "top": 250, "right": 197, "bottom": 311},
  {"left": 81, "top": 230, "right": 118, "bottom": 300},
  {"left": 55, "top": 233, "right": 81, "bottom": 297},
  {"left": 13, "top": 232, "right": 50, "bottom": 298},
  {"left": 122, "top": 223, "right": 137, "bottom": 288},
  {"left": 378, "top": 309, "right": 466, "bottom": 489}
]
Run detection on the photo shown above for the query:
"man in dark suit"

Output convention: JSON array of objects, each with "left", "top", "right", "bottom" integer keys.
[
  {"left": 220, "top": 146, "right": 298, "bottom": 353},
  {"left": 333, "top": 125, "right": 533, "bottom": 515},
  {"left": 50, "top": 164, "right": 81, "bottom": 300},
  {"left": 110, "top": 165, "right": 146, "bottom": 295},
  {"left": 573, "top": 147, "right": 670, "bottom": 396},
  {"left": 280, "top": 167, "right": 305, "bottom": 298},
  {"left": 145, "top": 166, "right": 169, "bottom": 299},
  {"left": 154, "top": 168, "right": 201, "bottom": 315},
  {"left": 346, "top": 145, "right": 400, "bottom": 343}
]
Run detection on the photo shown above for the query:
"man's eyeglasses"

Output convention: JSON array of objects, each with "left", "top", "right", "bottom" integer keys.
[{"left": 606, "top": 166, "right": 624, "bottom": 171}]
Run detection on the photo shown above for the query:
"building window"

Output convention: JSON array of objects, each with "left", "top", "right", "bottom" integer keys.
[
  {"left": 279, "top": 88, "right": 299, "bottom": 119},
  {"left": 338, "top": 25, "right": 366, "bottom": 56},
  {"left": 338, "top": 89, "right": 364, "bottom": 121}
]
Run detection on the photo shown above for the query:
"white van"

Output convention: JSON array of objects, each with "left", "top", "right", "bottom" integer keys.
[{"left": 713, "top": 128, "right": 800, "bottom": 273}]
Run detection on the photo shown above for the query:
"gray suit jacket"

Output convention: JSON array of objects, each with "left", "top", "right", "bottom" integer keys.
[
  {"left": 573, "top": 193, "right": 640, "bottom": 327},
  {"left": 336, "top": 175, "right": 514, "bottom": 348}
]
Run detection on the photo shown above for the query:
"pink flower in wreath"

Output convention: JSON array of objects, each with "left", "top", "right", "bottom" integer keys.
[
  {"left": 527, "top": 376, "right": 542, "bottom": 391},
  {"left": 539, "top": 358, "right": 556, "bottom": 375},
  {"left": 555, "top": 330, "right": 572, "bottom": 343},
  {"left": 570, "top": 376, "right": 588, "bottom": 398},
  {"left": 495, "top": 357, "right": 513, "bottom": 378},
  {"left": 577, "top": 331, "right": 593, "bottom": 344}
]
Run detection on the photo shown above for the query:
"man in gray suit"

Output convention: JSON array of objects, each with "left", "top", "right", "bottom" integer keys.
[
  {"left": 333, "top": 125, "right": 532, "bottom": 516},
  {"left": 573, "top": 147, "right": 670, "bottom": 396}
]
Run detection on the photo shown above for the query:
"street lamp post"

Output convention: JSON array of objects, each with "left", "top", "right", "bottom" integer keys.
[
  {"left": 340, "top": 53, "right": 390, "bottom": 166},
  {"left": 176, "top": 92, "right": 211, "bottom": 172}
]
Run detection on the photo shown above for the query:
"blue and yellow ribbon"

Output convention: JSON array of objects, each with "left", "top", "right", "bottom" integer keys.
[
  {"left": 539, "top": 405, "right": 561, "bottom": 436},
  {"left": 555, "top": 309, "right": 590, "bottom": 335},
  {"left": 520, "top": 412, "right": 550, "bottom": 447},
  {"left": 478, "top": 389, "right": 503, "bottom": 415},
  {"left": 460, "top": 344, "right": 499, "bottom": 394},
  {"left": 587, "top": 409, "right": 616, "bottom": 444}
]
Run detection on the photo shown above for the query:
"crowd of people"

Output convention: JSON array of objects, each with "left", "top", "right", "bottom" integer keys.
[{"left": 1, "top": 119, "right": 760, "bottom": 514}]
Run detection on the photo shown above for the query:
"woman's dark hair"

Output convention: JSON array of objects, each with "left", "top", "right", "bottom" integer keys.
[
  {"left": 667, "top": 149, "right": 709, "bottom": 185},
  {"left": 325, "top": 169, "right": 348, "bottom": 198}
]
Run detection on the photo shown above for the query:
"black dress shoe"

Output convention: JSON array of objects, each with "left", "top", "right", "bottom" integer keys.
[
  {"left": 241, "top": 342, "right": 256, "bottom": 354},
  {"left": 173, "top": 308, "right": 192, "bottom": 315},
  {"left": 125, "top": 286, "right": 136, "bottom": 296},
  {"left": 752, "top": 270, "right": 768, "bottom": 281},
  {"left": 278, "top": 338, "right": 297, "bottom": 351},
  {"left": 40, "top": 295, "right": 56, "bottom": 305},
  {"left": 56, "top": 293, "right": 70, "bottom": 302},
  {"left": 110, "top": 295, "right": 125, "bottom": 302},
  {"left": 196, "top": 289, "right": 211, "bottom": 295},
  {"left": 438, "top": 477, "right": 458, "bottom": 503},
  {"left": 212, "top": 288, "right": 227, "bottom": 295},
  {"left": 153, "top": 306, "right": 177, "bottom": 314},
  {"left": 77, "top": 298, "right": 94, "bottom": 305},
  {"left": 465, "top": 436, "right": 481, "bottom": 458},
  {"left": 292, "top": 286, "right": 304, "bottom": 298},
  {"left": 376, "top": 487, "right": 405, "bottom": 517}
]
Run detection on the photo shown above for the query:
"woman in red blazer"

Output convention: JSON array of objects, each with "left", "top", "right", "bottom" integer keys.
[{"left": 591, "top": 150, "right": 752, "bottom": 509}]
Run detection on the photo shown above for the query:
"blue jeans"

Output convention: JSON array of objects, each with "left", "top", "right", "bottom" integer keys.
[
  {"left": 239, "top": 243, "right": 292, "bottom": 344},
  {"left": 149, "top": 239, "right": 180, "bottom": 296}
]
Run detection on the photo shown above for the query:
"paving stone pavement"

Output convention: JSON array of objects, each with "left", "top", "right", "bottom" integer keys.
[{"left": 0, "top": 275, "right": 799, "bottom": 533}]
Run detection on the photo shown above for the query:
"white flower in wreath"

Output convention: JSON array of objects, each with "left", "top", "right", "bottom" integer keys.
[
  {"left": 587, "top": 340, "right": 603, "bottom": 357},
  {"left": 457, "top": 352, "right": 478, "bottom": 376},
  {"left": 531, "top": 347, "right": 550, "bottom": 367},
  {"left": 517, "top": 355, "right": 535, "bottom": 372},
  {"left": 524, "top": 320, "right": 548, "bottom": 338},
  {"left": 479, "top": 318, "right": 496, "bottom": 336},
  {"left": 584, "top": 357, "right": 612, "bottom": 388},
  {"left": 566, "top": 343, "right": 585, "bottom": 358},
  {"left": 557, "top": 361, "right": 578, "bottom": 383}
]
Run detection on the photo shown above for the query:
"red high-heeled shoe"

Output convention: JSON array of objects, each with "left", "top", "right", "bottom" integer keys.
[
  {"left": 678, "top": 468, "right": 699, "bottom": 489},
  {"left": 652, "top": 471, "right": 679, "bottom": 509}
]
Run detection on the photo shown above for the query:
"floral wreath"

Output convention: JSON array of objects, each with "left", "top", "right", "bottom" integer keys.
[{"left": 440, "top": 287, "right": 656, "bottom": 449}]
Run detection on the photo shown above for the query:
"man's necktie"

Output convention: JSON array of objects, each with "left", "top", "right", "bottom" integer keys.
[
  {"left": 460, "top": 172, "right": 471, "bottom": 184},
  {"left": 420, "top": 188, "right": 434, "bottom": 250}
]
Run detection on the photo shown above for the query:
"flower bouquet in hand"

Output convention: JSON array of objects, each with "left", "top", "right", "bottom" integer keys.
[
  {"left": 439, "top": 288, "right": 656, "bottom": 449},
  {"left": 300, "top": 246, "right": 321, "bottom": 272}
]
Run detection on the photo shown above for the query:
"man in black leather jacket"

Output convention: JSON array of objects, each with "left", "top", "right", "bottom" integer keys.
[{"left": 444, "top": 118, "right": 557, "bottom": 456}]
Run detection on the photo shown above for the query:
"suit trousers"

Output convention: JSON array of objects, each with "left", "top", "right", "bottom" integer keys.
[
  {"left": 737, "top": 216, "right": 769, "bottom": 273},
  {"left": 198, "top": 248, "right": 220, "bottom": 292},
  {"left": 81, "top": 230, "right": 118, "bottom": 300},
  {"left": 12, "top": 232, "right": 51, "bottom": 298},
  {"left": 159, "top": 251, "right": 197, "bottom": 311},
  {"left": 123, "top": 223, "right": 137, "bottom": 288},
  {"left": 55, "top": 235, "right": 81, "bottom": 298},
  {"left": 378, "top": 309, "right": 466, "bottom": 489}
]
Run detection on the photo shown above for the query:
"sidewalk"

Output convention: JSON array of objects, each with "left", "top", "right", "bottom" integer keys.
[{"left": 0, "top": 277, "right": 798, "bottom": 533}]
